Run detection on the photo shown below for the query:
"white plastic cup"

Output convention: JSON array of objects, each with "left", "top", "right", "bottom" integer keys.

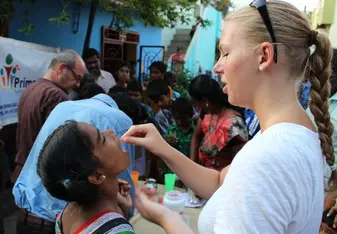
[{"left": 163, "top": 190, "right": 185, "bottom": 214}]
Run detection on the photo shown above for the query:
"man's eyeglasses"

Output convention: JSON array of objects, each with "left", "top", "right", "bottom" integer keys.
[
  {"left": 65, "top": 64, "right": 82, "bottom": 82},
  {"left": 250, "top": 0, "right": 278, "bottom": 63}
]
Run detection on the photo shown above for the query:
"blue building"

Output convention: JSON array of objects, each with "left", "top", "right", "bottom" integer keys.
[
  {"left": 8, "top": 1, "right": 163, "bottom": 77},
  {"left": 183, "top": 5, "right": 223, "bottom": 78}
]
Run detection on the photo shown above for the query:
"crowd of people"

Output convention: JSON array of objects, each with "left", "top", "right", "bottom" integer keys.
[
  {"left": 7, "top": 41, "right": 250, "bottom": 233},
  {"left": 2, "top": 0, "right": 337, "bottom": 233}
]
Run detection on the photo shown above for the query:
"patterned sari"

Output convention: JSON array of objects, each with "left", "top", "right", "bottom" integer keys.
[
  {"left": 56, "top": 209, "right": 135, "bottom": 234},
  {"left": 199, "top": 111, "right": 248, "bottom": 171}
]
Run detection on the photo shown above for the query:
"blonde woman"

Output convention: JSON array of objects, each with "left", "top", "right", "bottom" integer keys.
[{"left": 122, "top": 0, "right": 336, "bottom": 233}]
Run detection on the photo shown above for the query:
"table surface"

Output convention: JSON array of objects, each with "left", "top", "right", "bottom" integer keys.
[{"left": 130, "top": 181, "right": 202, "bottom": 234}]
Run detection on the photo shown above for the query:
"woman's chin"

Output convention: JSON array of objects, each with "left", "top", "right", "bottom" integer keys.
[{"left": 227, "top": 92, "right": 237, "bottom": 106}]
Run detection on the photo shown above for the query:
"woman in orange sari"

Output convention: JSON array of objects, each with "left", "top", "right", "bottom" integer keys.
[{"left": 189, "top": 75, "right": 248, "bottom": 171}]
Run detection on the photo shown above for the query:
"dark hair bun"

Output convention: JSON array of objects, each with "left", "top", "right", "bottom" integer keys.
[
  {"left": 43, "top": 178, "right": 99, "bottom": 206},
  {"left": 37, "top": 121, "right": 101, "bottom": 208}
]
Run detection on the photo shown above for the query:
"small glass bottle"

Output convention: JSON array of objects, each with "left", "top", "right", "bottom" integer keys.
[{"left": 144, "top": 178, "right": 157, "bottom": 195}]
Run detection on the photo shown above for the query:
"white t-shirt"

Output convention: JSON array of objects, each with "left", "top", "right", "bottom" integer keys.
[
  {"left": 96, "top": 70, "right": 116, "bottom": 93},
  {"left": 198, "top": 123, "right": 324, "bottom": 234}
]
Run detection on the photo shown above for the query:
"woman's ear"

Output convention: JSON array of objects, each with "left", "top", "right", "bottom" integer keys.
[{"left": 257, "top": 42, "right": 275, "bottom": 71}]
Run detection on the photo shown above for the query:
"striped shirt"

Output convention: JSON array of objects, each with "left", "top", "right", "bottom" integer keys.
[{"left": 56, "top": 210, "right": 135, "bottom": 234}]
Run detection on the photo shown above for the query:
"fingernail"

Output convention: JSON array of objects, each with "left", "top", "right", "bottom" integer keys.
[
  {"left": 334, "top": 224, "right": 336, "bottom": 228},
  {"left": 327, "top": 213, "right": 330, "bottom": 217}
]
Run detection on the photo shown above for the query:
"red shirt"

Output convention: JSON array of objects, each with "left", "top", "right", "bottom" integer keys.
[{"left": 15, "top": 78, "right": 68, "bottom": 167}]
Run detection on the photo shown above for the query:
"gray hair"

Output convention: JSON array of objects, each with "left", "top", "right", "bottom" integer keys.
[{"left": 48, "top": 50, "right": 79, "bottom": 69}]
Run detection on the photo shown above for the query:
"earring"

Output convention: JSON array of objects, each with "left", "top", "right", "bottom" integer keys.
[
  {"left": 206, "top": 102, "right": 209, "bottom": 108},
  {"left": 102, "top": 175, "right": 106, "bottom": 180},
  {"left": 259, "top": 66, "right": 264, "bottom": 71}
]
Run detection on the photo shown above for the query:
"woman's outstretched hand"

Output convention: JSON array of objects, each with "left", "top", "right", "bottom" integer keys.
[
  {"left": 135, "top": 190, "right": 194, "bottom": 234},
  {"left": 135, "top": 190, "right": 170, "bottom": 226},
  {"left": 121, "top": 124, "right": 170, "bottom": 157}
]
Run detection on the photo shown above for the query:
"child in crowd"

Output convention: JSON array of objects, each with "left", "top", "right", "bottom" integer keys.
[
  {"left": 164, "top": 72, "right": 181, "bottom": 100},
  {"left": 127, "top": 80, "right": 166, "bottom": 179},
  {"left": 162, "top": 97, "right": 195, "bottom": 176},
  {"left": 149, "top": 61, "right": 167, "bottom": 81},
  {"left": 109, "top": 62, "right": 131, "bottom": 94},
  {"left": 165, "top": 97, "right": 195, "bottom": 157},
  {"left": 127, "top": 80, "right": 153, "bottom": 116},
  {"left": 144, "top": 61, "right": 182, "bottom": 114},
  {"left": 146, "top": 79, "right": 174, "bottom": 135}
]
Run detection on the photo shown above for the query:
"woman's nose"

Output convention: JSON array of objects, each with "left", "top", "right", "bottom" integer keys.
[
  {"left": 103, "top": 129, "right": 115, "bottom": 136},
  {"left": 213, "top": 59, "right": 223, "bottom": 74}
]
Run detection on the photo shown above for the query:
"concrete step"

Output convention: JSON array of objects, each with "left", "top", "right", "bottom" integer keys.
[
  {"left": 171, "top": 39, "right": 190, "bottom": 45},
  {"left": 165, "top": 29, "right": 191, "bottom": 56},
  {"left": 167, "top": 44, "right": 189, "bottom": 53},
  {"left": 175, "top": 29, "right": 190, "bottom": 35},
  {"left": 169, "top": 41, "right": 190, "bottom": 47},
  {"left": 173, "top": 34, "right": 191, "bottom": 41},
  {"left": 168, "top": 45, "right": 189, "bottom": 51}
]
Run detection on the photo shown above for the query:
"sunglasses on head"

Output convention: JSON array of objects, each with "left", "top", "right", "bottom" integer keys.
[{"left": 250, "top": 0, "right": 278, "bottom": 63}]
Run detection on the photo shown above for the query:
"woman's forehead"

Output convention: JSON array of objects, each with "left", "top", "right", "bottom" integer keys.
[
  {"left": 221, "top": 21, "right": 243, "bottom": 45},
  {"left": 77, "top": 122, "right": 96, "bottom": 139}
]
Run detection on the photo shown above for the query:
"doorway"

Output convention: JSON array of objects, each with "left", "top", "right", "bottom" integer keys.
[{"left": 101, "top": 26, "right": 139, "bottom": 75}]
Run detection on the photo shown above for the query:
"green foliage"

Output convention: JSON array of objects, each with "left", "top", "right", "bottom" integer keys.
[
  {"left": 48, "top": 2, "right": 70, "bottom": 25},
  {"left": 175, "top": 69, "right": 194, "bottom": 99},
  {"left": 17, "top": 9, "right": 35, "bottom": 35},
  {"left": 2, "top": 0, "right": 232, "bottom": 35}
]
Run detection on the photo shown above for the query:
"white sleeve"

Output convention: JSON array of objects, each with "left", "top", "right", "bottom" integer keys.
[
  {"left": 110, "top": 73, "right": 116, "bottom": 87},
  {"left": 214, "top": 147, "right": 297, "bottom": 234}
]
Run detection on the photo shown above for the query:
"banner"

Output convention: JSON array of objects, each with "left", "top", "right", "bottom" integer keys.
[{"left": 0, "top": 37, "right": 58, "bottom": 127}]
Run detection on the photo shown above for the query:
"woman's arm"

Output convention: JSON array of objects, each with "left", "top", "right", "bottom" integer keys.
[
  {"left": 161, "top": 212, "right": 194, "bottom": 234},
  {"left": 190, "top": 118, "right": 203, "bottom": 162},
  {"left": 325, "top": 190, "right": 337, "bottom": 210},
  {"left": 163, "top": 146, "right": 229, "bottom": 199},
  {"left": 122, "top": 124, "right": 229, "bottom": 199}
]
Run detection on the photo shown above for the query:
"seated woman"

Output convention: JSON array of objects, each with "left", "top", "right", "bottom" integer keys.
[
  {"left": 37, "top": 120, "right": 135, "bottom": 234},
  {"left": 189, "top": 75, "right": 248, "bottom": 171}
]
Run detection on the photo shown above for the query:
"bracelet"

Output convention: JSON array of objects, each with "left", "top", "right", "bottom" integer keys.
[{"left": 330, "top": 165, "right": 336, "bottom": 171}]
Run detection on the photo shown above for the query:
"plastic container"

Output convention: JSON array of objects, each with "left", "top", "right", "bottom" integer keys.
[
  {"left": 131, "top": 171, "right": 139, "bottom": 186},
  {"left": 163, "top": 190, "right": 185, "bottom": 214},
  {"left": 164, "top": 173, "right": 176, "bottom": 192}
]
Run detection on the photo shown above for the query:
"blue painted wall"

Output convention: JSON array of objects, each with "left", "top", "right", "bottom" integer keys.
[
  {"left": 197, "top": 6, "right": 222, "bottom": 72},
  {"left": 9, "top": 1, "right": 162, "bottom": 60},
  {"left": 184, "top": 6, "right": 222, "bottom": 76}
]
